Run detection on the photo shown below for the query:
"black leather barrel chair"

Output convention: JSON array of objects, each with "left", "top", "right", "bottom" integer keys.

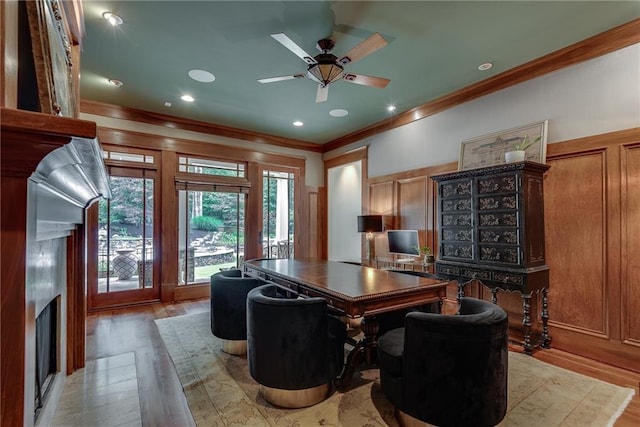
[
  {"left": 377, "top": 297, "right": 509, "bottom": 427},
  {"left": 246, "top": 284, "right": 347, "bottom": 408},
  {"left": 210, "top": 269, "right": 265, "bottom": 355}
]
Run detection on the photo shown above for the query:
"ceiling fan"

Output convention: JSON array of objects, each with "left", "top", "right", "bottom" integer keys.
[{"left": 258, "top": 32, "right": 390, "bottom": 103}]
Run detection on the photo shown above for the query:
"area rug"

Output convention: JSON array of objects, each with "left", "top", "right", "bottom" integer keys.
[{"left": 155, "top": 312, "right": 634, "bottom": 427}]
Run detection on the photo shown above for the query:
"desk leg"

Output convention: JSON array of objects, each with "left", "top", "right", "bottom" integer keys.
[
  {"left": 541, "top": 288, "right": 551, "bottom": 348},
  {"left": 521, "top": 293, "right": 533, "bottom": 355},
  {"left": 334, "top": 315, "right": 379, "bottom": 391}
]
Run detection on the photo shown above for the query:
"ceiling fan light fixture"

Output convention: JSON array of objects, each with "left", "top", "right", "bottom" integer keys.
[{"left": 308, "top": 60, "right": 344, "bottom": 86}]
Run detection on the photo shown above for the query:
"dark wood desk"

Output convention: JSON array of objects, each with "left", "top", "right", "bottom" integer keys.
[{"left": 242, "top": 258, "right": 448, "bottom": 389}]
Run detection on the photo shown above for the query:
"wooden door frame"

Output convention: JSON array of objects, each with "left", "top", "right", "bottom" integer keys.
[
  {"left": 87, "top": 162, "right": 161, "bottom": 311},
  {"left": 254, "top": 164, "right": 302, "bottom": 260}
]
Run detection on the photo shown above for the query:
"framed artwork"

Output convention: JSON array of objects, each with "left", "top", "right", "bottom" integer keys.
[
  {"left": 26, "top": 0, "right": 76, "bottom": 117},
  {"left": 458, "top": 120, "right": 548, "bottom": 171}
]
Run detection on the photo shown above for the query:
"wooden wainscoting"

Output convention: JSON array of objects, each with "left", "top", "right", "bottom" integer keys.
[
  {"left": 364, "top": 129, "right": 640, "bottom": 372},
  {"left": 544, "top": 128, "right": 640, "bottom": 372}
]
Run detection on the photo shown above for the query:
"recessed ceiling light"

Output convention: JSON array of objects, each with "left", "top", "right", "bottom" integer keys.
[
  {"left": 329, "top": 109, "right": 349, "bottom": 117},
  {"left": 181, "top": 94, "right": 194, "bottom": 102},
  {"left": 188, "top": 69, "right": 216, "bottom": 83},
  {"left": 293, "top": 121, "right": 304, "bottom": 127},
  {"left": 102, "top": 12, "right": 123, "bottom": 26},
  {"left": 387, "top": 105, "right": 396, "bottom": 112},
  {"left": 164, "top": 102, "right": 172, "bottom": 107},
  {"left": 107, "top": 78, "right": 123, "bottom": 87},
  {"left": 478, "top": 62, "right": 493, "bottom": 71}
]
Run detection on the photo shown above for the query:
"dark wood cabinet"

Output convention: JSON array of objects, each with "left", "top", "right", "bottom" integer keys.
[{"left": 432, "top": 161, "right": 550, "bottom": 353}]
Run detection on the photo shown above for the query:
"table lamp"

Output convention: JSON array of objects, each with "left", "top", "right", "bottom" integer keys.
[{"left": 357, "top": 215, "right": 383, "bottom": 262}]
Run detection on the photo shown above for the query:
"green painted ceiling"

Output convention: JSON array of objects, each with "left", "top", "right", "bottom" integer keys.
[{"left": 80, "top": 1, "right": 640, "bottom": 145}]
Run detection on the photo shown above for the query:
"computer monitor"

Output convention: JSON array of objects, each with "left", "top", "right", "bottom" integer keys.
[{"left": 387, "top": 230, "right": 420, "bottom": 261}]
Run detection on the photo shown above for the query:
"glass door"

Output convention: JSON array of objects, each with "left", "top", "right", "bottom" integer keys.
[
  {"left": 89, "top": 166, "right": 159, "bottom": 309},
  {"left": 177, "top": 189, "right": 246, "bottom": 284},
  {"left": 262, "top": 169, "right": 295, "bottom": 259}
]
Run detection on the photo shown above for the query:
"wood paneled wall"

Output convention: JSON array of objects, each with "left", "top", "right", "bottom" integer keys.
[
  {"left": 368, "top": 163, "right": 457, "bottom": 298},
  {"left": 365, "top": 128, "right": 640, "bottom": 372},
  {"left": 543, "top": 128, "right": 640, "bottom": 372}
]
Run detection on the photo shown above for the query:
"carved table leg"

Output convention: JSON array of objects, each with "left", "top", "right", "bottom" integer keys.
[
  {"left": 490, "top": 288, "right": 499, "bottom": 305},
  {"left": 334, "top": 315, "right": 379, "bottom": 391},
  {"left": 521, "top": 293, "right": 533, "bottom": 355},
  {"left": 540, "top": 287, "right": 551, "bottom": 348},
  {"left": 457, "top": 281, "right": 466, "bottom": 302}
]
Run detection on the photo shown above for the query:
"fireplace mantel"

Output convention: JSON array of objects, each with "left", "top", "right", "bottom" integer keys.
[{"left": 1, "top": 107, "right": 110, "bottom": 426}]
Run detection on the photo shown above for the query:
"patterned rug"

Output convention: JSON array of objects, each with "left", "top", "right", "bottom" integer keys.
[{"left": 155, "top": 312, "right": 634, "bottom": 427}]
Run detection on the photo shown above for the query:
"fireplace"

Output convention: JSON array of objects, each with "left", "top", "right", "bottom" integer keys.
[
  {"left": 34, "top": 298, "right": 58, "bottom": 421},
  {"left": 1, "top": 108, "right": 111, "bottom": 426}
]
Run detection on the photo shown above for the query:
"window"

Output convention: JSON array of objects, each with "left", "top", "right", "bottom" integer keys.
[
  {"left": 103, "top": 150, "right": 155, "bottom": 164},
  {"left": 177, "top": 189, "right": 246, "bottom": 285},
  {"left": 262, "top": 170, "right": 294, "bottom": 259},
  {"left": 178, "top": 156, "right": 245, "bottom": 177}
]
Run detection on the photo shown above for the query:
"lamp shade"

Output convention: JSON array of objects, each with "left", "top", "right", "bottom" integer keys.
[{"left": 357, "top": 215, "right": 383, "bottom": 233}]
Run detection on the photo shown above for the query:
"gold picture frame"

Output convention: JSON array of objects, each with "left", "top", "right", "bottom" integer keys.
[
  {"left": 458, "top": 120, "right": 548, "bottom": 171},
  {"left": 26, "top": 0, "right": 76, "bottom": 117}
]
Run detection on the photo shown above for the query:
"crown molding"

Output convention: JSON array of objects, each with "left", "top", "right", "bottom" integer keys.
[
  {"left": 323, "top": 18, "right": 640, "bottom": 153},
  {"left": 80, "top": 99, "right": 324, "bottom": 153}
]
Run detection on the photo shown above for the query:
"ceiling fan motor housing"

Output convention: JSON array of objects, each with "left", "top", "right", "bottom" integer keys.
[{"left": 316, "top": 38, "right": 335, "bottom": 52}]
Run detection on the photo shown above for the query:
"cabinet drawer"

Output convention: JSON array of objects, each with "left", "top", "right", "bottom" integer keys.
[
  {"left": 478, "top": 194, "right": 518, "bottom": 210},
  {"left": 479, "top": 229, "right": 519, "bottom": 244},
  {"left": 478, "top": 174, "right": 518, "bottom": 194},
  {"left": 479, "top": 212, "right": 518, "bottom": 227},
  {"left": 441, "top": 179, "right": 472, "bottom": 197},
  {"left": 459, "top": 267, "right": 491, "bottom": 281},
  {"left": 491, "top": 271, "right": 524, "bottom": 286},
  {"left": 442, "top": 243, "right": 473, "bottom": 260},
  {"left": 443, "top": 213, "right": 472, "bottom": 227},
  {"left": 442, "top": 198, "right": 472, "bottom": 212},
  {"left": 442, "top": 228, "right": 473, "bottom": 242},
  {"left": 479, "top": 246, "right": 520, "bottom": 264},
  {"left": 435, "top": 263, "right": 460, "bottom": 276}
]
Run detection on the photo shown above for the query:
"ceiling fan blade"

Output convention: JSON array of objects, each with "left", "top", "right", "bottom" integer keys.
[
  {"left": 271, "top": 33, "right": 317, "bottom": 65},
  {"left": 316, "top": 84, "right": 329, "bottom": 103},
  {"left": 257, "top": 74, "right": 305, "bottom": 84},
  {"left": 337, "top": 32, "right": 387, "bottom": 66},
  {"left": 343, "top": 73, "right": 390, "bottom": 88}
]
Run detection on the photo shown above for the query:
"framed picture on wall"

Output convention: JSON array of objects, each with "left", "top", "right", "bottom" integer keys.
[
  {"left": 458, "top": 120, "right": 548, "bottom": 171},
  {"left": 26, "top": 0, "right": 76, "bottom": 117}
]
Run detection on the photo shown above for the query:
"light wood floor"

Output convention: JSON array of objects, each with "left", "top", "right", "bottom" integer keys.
[{"left": 85, "top": 298, "right": 640, "bottom": 427}]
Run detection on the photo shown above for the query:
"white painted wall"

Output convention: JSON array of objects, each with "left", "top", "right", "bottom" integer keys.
[
  {"left": 324, "top": 43, "right": 639, "bottom": 263},
  {"left": 327, "top": 161, "right": 362, "bottom": 262},
  {"left": 326, "top": 43, "right": 640, "bottom": 178}
]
